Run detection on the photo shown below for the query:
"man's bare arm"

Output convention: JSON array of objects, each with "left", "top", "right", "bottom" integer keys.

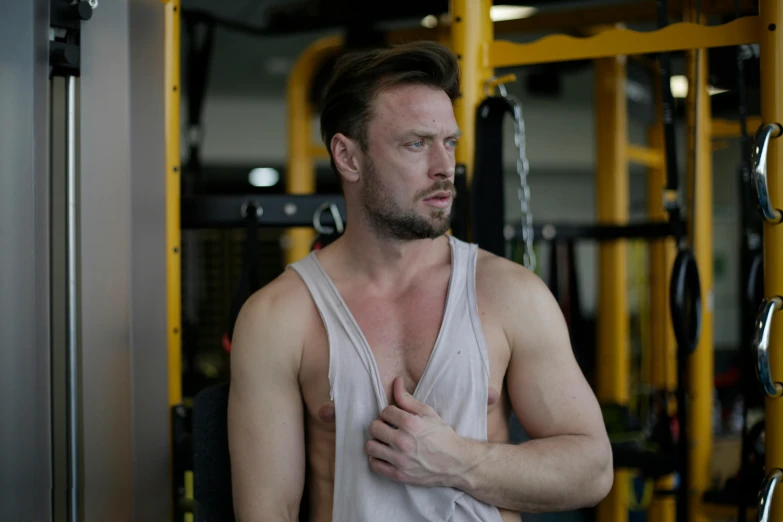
[
  {"left": 227, "top": 275, "right": 307, "bottom": 522},
  {"left": 451, "top": 259, "right": 613, "bottom": 512}
]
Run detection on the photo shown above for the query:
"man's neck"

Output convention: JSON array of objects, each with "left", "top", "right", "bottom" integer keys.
[{"left": 334, "top": 224, "right": 450, "bottom": 291}]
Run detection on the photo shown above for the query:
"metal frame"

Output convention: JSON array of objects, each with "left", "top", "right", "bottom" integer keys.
[
  {"left": 284, "top": 35, "right": 344, "bottom": 264},
  {"left": 181, "top": 194, "right": 347, "bottom": 229},
  {"left": 594, "top": 53, "right": 631, "bottom": 522},
  {"left": 758, "top": 1, "right": 783, "bottom": 520},
  {"left": 487, "top": 16, "right": 759, "bottom": 68}
]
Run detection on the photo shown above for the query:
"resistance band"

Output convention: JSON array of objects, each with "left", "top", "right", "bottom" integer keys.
[
  {"left": 222, "top": 203, "right": 261, "bottom": 352},
  {"left": 472, "top": 95, "right": 513, "bottom": 258}
]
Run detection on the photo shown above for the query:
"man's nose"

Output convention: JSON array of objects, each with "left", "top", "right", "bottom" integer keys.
[{"left": 429, "top": 143, "right": 455, "bottom": 179}]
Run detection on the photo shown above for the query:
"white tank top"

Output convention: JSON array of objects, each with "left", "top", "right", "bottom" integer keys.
[{"left": 288, "top": 234, "right": 504, "bottom": 522}]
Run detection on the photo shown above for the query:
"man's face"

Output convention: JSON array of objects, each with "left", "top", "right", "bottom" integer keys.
[{"left": 358, "top": 83, "right": 460, "bottom": 241}]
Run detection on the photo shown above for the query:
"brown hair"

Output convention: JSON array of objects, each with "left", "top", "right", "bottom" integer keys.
[{"left": 319, "top": 41, "right": 461, "bottom": 176}]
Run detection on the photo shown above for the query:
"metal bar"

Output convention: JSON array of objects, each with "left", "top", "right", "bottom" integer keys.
[
  {"left": 759, "top": 2, "right": 783, "bottom": 520},
  {"left": 628, "top": 143, "right": 664, "bottom": 168},
  {"left": 710, "top": 116, "right": 762, "bottom": 138},
  {"left": 683, "top": 5, "right": 713, "bottom": 521},
  {"left": 752, "top": 123, "right": 783, "bottom": 223},
  {"left": 285, "top": 35, "right": 343, "bottom": 264},
  {"left": 65, "top": 73, "right": 79, "bottom": 522},
  {"left": 594, "top": 54, "right": 629, "bottom": 522},
  {"left": 492, "top": 0, "right": 758, "bottom": 35},
  {"left": 647, "top": 117, "right": 677, "bottom": 522},
  {"left": 526, "top": 221, "right": 676, "bottom": 242},
  {"left": 181, "top": 194, "right": 347, "bottom": 229},
  {"left": 758, "top": 469, "right": 783, "bottom": 522},
  {"left": 164, "top": 0, "right": 182, "bottom": 419},
  {"left": 486, "top": 17, "right": 759, "bottom": 69},
  {"left": 451, "top": 0, "right": 494, "bottom": 193},
  {"left": 311, "top": 144, "right": 330, "bottom": 160},
  {"left": 165, "top": 2, "right": 183, "bottom": 518},
  {"left": 753, "top": 297, "right": 783, "bottom": 397}
]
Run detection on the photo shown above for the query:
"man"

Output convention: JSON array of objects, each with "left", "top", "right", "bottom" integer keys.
[{"left": 227, "top": 41, "right": 613, "bottom": 522}]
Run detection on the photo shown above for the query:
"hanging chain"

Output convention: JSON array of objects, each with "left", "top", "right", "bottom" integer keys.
[{"left": 495, "top": 83, "right": 536, "bottom": 272}]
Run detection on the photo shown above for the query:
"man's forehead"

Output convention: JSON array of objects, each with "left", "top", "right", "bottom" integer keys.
[{"left": 373, "top": 85, "right": 458, "bottom": 131}]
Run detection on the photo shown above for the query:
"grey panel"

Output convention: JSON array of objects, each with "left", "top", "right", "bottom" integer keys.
[
  {"left": 129, "top": 1, "right": 171, "bottom": 519},
  {"left": 0, "top": 0, "right": 53, "bottom": 520},
  {"left": 78, "top": 0, "right": 134, "bottom": 519}
]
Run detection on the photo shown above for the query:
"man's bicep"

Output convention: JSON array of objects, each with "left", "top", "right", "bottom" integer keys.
[
  {"left": 227, "top": 292, "right": 306, "bottom": 522},
  {"left": 505, "top": 277, "right": 605, "bottom": 440}
]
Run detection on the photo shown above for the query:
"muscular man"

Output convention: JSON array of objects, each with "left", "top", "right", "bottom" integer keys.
[{"left": 227, "top": 41, "right": 613, "bottom": 522}]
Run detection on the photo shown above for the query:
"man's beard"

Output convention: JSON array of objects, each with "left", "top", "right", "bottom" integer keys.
[{"left": 360, "top": 157, "right": 455, "bottom": 241}]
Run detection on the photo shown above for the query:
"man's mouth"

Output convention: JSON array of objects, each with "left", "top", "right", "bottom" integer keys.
[
  {"left": 423, "top": 191, "right": 452, "bottom": 202},
  {"left": 423, "top": 192, "right": 452, "bottom": 208}
]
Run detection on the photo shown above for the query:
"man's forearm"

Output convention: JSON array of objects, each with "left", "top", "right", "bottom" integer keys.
[{"left": 450, "top": 434, "right": 614, "bottom": 513}]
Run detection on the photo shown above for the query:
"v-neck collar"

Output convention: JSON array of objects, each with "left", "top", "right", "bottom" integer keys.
[{"left": 309, "top": 236, "right": 458, "bottom": 408}]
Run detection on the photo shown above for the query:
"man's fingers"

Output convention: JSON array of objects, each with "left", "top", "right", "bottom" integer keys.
[
  {"left": 369, "top": 455, "right": 406, "bottom": 483},
  {"left": 381, "top": 405, "right": 416, "bottom": 431},
  {"left": 365, "top": 439, "right": 398, "bottom": 466},
  {"left": 393, "top": 377, "right": 431, "bottom": 416},
  {"left": 368, "top": 418, "right": 398, "bottom": 445}
]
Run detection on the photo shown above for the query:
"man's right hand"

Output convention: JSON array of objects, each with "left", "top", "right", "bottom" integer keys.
[{"left": 227, "top": 271, "right": 308, "bottom": 522}]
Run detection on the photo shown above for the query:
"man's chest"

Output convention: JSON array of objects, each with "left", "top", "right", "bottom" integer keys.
[{"left": 298, "top": 285, "right": 511, "bottom": 431}]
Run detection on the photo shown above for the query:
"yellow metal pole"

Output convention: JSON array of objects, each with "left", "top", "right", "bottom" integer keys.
[
  {"left": 164, "top": 0, "right": 182, "bottom": 412},
  {"left": 759, "top": 0, "right": 783, "bottom": 519},
  {"left": 285, "top": 35, "right": 343, "bottom": 265},
  {"left": 595, "top": 54, "right": 629, "bottom": 522},
  {"left": 683, "top": 5, "right": 713, "bottom": 521},
  {"left": 646, "top": 118, "right": 677, "bottom": 522},
  {"left": 164, "top": 1, "right": 182, "bottom": 520},
  {"left": 450, "top": 0, "right": 494, "bottom": 189}
]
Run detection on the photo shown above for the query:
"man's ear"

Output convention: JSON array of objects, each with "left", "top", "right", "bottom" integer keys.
[{"left": 331, "top": 133, "right": 361, "bottom": 183}]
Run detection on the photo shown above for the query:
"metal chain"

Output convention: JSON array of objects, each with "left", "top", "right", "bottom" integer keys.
[{"left": 497, "top": 84, "right": 536, "bottom": 272}]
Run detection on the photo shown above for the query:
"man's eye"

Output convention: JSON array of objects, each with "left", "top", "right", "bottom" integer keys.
[{"left": 410, "top": 140, "right": 424, "bottom": 148}]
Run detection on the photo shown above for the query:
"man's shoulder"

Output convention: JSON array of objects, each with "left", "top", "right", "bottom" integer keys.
[
  {"left": 474, "top": 247, "right": 566, "bottom": 353},
  {"left": 233, "top": 267, "right": 319, "bottom": 354},
  {"left": 474, "top": 247, "right": 544, "bottom": 299},
  {"left": 243, "top": 268, "right": 312, "bottom": 318}
]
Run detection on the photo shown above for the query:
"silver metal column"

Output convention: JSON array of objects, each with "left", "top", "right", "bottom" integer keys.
[{"left": 66, "top": 73, "right": 80, "bottom": 522}]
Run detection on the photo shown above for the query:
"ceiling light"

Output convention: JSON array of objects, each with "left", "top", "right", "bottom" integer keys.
[
  {"left": 670, "top": 75, "right": 688, "bottom": 98},
  {"left": 248, "top": 167, "right": 279, "bottom": 188},
  {"left": 421, "top": 14, "right": 438, "bottom": 28},
  {"left": 489, "top": 5, "right": 537, "bottom": 22}
]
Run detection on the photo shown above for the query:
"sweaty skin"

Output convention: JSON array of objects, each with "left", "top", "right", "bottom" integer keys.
[{"left": 227, "top": 83, "right": 612, "bottom": 522}]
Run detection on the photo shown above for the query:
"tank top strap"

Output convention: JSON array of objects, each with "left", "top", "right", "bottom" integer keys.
[
  {"left": 287, "top": 252, "right": 387, "bottom": 409},
  {"left": 462, "top": 239, "right": 492, "bottom": 377}
]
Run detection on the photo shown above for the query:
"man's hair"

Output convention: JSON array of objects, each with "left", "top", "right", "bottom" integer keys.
[{"left": 319, "top": 41, "right": 461, "bottom": 175}]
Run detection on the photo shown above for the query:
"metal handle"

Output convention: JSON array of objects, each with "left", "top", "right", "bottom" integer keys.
[
  {"left": 313, "top": 202, "right": 344, "bottom": 235},
  {"left": 752, "top": 123, "right": 783, "bottom": 223},
  {"left": 754, "top": 296, "right": 783, "bottom": 397},
  {"left": 757, "top": 468, "right": 783, "bottom": 522},
  {"left": 65, "top": 74, "right": 79, "bottom": 522}
]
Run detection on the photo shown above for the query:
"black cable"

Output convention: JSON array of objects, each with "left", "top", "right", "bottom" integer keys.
[
  {"left": 734, "top": 4, "right": 753, "bottom": 521},
  {"left": 689, "top": 0, "right": 702, "bottom": 245}
]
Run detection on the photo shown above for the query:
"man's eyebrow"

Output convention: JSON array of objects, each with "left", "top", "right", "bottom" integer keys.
[{"left": 401, "top": 128, "right": 463, "bottom": 138}]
